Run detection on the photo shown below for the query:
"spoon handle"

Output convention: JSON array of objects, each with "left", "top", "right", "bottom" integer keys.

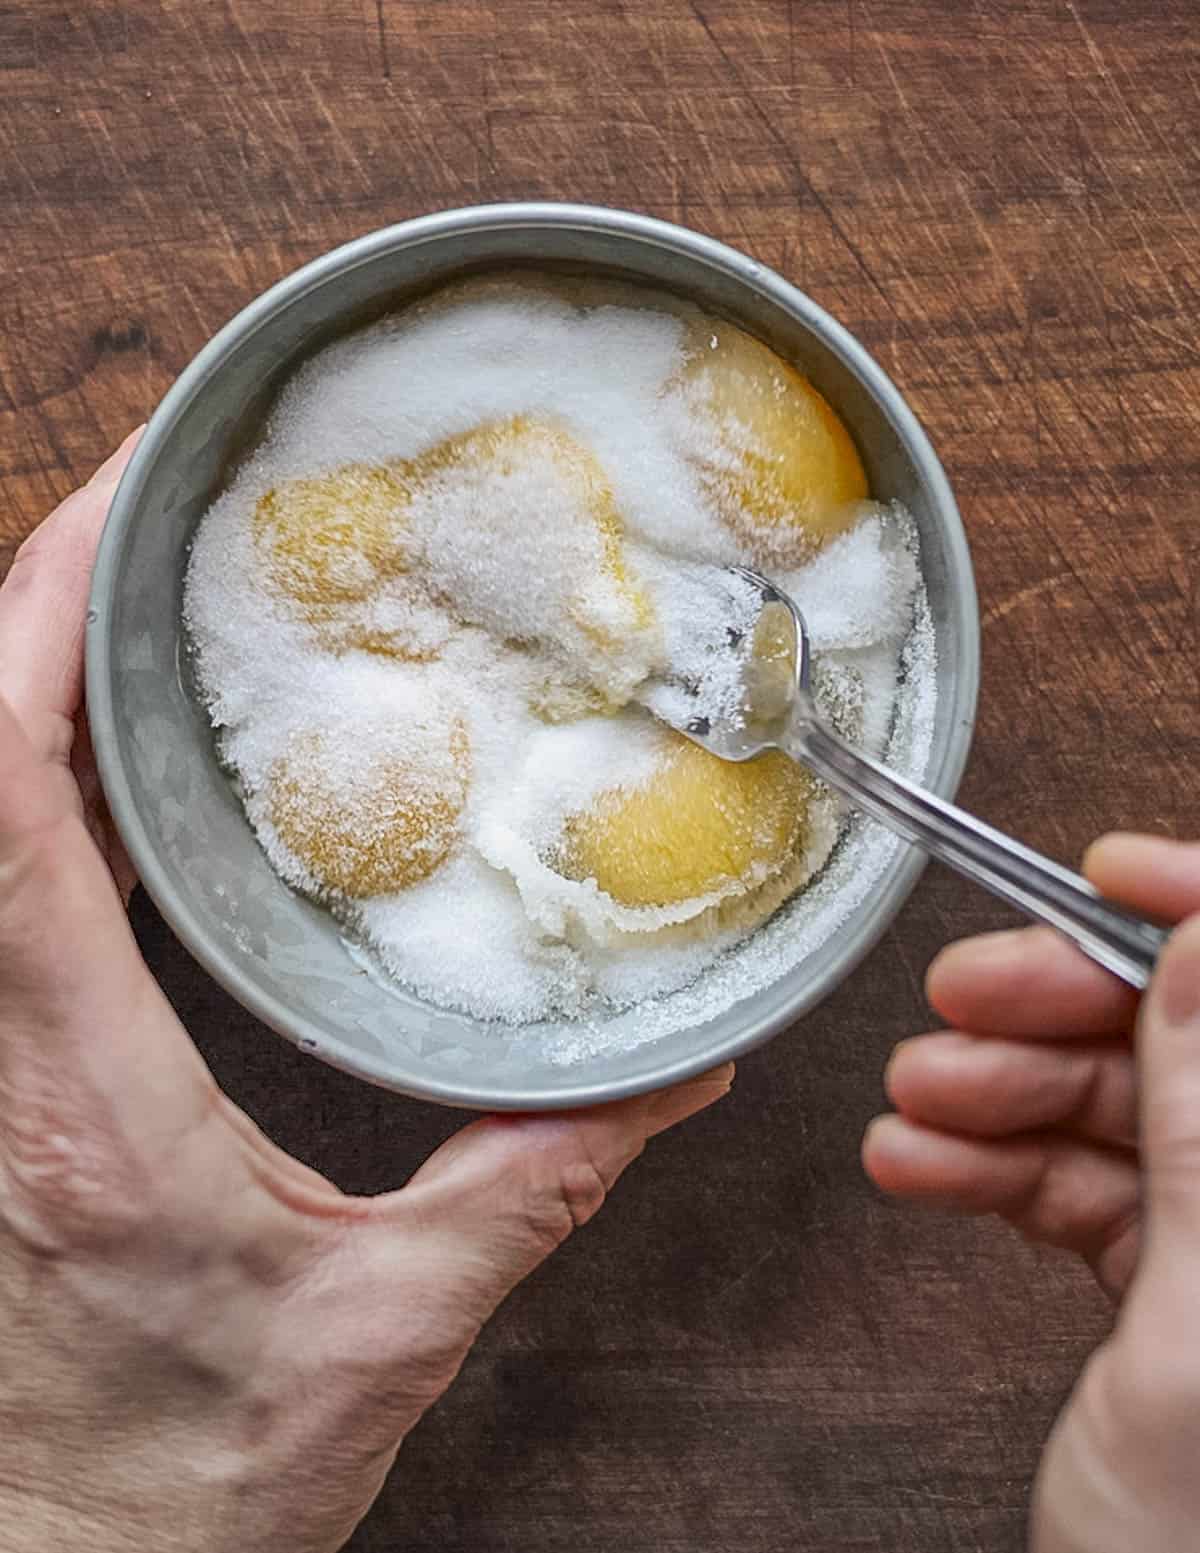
[{"left": 785, "top": 717, "right": 1169, "bottom": 992}]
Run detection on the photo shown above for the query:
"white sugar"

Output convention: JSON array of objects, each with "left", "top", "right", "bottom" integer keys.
[
  {"left": 784, "top": 505, "right": 921, "bottom": 652},
  {"left": 360, "top": 852, "right": 591, "bottom": 1025},
  {"left": 183, "top": 274, "right": 938, "bottom": 1048},
  {"left": 637, "top": 559, "right": 765, "bottom": 732}
]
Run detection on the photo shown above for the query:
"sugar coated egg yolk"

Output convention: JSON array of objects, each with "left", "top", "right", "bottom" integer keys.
[
  {"left": 314, "top": 608, "right": 450, "bottom": 663},
  {"left": 268, "top": 723, "right": 468, "bottom": 899},
  {"left": 255, "top": 464, "right": 408, "bottom": 605},
  {"left": 682, "top": 324, "right": 868, "bottom": 550},
  {"left": 560, "top": 734, "right": 811, "bottom": 909},
  {"left": 413, "top": 414, "right": 653, "bottom": 643},
  {"left": 527, "top": 677, "right": 617, "bottom": 724}
]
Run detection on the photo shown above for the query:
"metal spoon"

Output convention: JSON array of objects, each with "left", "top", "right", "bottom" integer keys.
[{"left": 668, "top": 566, "right": 1168, "bottom": 991}]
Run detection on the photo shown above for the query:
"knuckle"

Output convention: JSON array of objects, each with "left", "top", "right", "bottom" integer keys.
[
  {"left": 1005, "top": 1143, "right": 1134, "bottom": 1260},
  {"left": 1024, "top": 1188, "right": 1081, "bottom": 1249},
  {"left": 556, "top": 1155, "right": 610, "bottom": 1233},
  {"left": 514, "top": 1189, "right": 574, "bottom": 1258},
  {"left": 513, "top": 1148, "right": 612, "bottom": 1258}
]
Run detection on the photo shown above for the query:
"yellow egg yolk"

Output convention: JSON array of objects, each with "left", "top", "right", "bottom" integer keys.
[
  {"left": 559, "top": 732, "right": 812, "bottom": 909},
  {"left": 680, "top": 323, "right": 868, "bottom": 556},
  {"left": 254, "top": 464, "right": 409, "bottom": 606}
]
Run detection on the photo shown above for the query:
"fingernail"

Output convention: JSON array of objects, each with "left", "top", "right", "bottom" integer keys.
[
  {"left": 884, "top": 1037, "right": 915, "bottom": 1091},
  {"left": 862, "top": 1113, "right": 902, "bottom": 1159},
  {"left": 862, "top": 1112, "right": 925, "bottom": 1164}
]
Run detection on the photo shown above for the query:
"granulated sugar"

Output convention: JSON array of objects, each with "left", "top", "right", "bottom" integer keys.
[{"left": 183, "top": 274, "right": 938, "bottom": 1050}]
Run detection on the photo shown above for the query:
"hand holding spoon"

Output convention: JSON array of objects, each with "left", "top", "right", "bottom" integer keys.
[{"left": 664, "top": 567, "right": 1168, "bottom": 991}]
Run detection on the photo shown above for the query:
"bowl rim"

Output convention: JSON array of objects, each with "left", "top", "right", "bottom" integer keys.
[{"left": 87, "top": 201, "right": 980, "bottom": 1111}]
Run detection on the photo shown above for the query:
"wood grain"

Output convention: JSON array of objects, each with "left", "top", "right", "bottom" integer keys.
[{"left": 5, "top": 2, "right": 1200, "bottom": 1548}]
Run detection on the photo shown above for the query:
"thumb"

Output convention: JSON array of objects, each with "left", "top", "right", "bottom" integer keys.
[
  {"left": 393, "top": 1068, "right": 731, "bottom": 1307},
  {"left": 1134, "top": 916, "right": 1200, "bottom": 1277},
  {"left": 340, "top": 1068, "right": 733, "bottom": 1390}
]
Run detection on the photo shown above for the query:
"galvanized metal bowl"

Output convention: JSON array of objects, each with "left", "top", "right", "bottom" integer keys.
[{"left": 86, "top": 203, "right": 979, "bottom": 1111}]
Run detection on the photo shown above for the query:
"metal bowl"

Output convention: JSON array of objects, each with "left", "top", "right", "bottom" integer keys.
[{"left": 86, "top": 203, "right": 979, "bottom": 1111}]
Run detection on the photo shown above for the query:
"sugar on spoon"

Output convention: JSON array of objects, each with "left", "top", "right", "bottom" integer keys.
[{"left": 659, "top": 566, "right": 1168, "bottom": 991}]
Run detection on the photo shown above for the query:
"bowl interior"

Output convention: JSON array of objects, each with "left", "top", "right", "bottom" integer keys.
[{"left": 88, "top": 207, "right": 977, "bottom": 1110}]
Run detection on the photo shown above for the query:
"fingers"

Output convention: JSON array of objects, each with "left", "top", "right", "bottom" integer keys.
[
  {"left": 0, "top": 503, "right": 209, "bottom": 1143},
  {"left": 928, "top": 926, "right": 1140, "bottom": 1039},
  {"left": 0, "top": 771, "right": 218, "bottom": 1181},
  {"left": 1130, "top": 916, "right": 1200, "bottom": 1266},
  {"left": 356, "top": 1067, "right": 733, "bottom": 1332},
  {"left": 0, "top": 427, "right": 143, "bottom": 756},
  {"left": 886, "top": 1031, "right": 1137, "bottom": 1148},
  {"left": 872, "top": 1016, "right": 1141, "bottom": 1301},
  {"left": 863, "top": 1116, "right": 1141, "bottom": 1299},
  {"left": 870, "top": 828, "right": 1200, "bottom": 1306},
  {"left": 1085, "top": 832, "right": 1200, "bottom": 923},
  {"left": 925, "top": 833, "right": 1191, "bottom": 1047}
]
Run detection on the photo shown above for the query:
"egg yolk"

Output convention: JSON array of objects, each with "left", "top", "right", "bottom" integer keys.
[
  {"left": 268, "top": 723, "right": 468, "bottom": 899},
  {"left": 312, "top": 601, "right": 451, "bottom": 664},
  {"left": 559, "top": 733, "right": 812, "bottom": 909},
  {"left": 412, "top": 414, "right": 654, "bottom": 647},
  {"left": 527, "top": 677, "right": 618, "bottom": 724},
  {"left": 254, "top": 422, "right": 654, "bottom": 679},
  {"left": 680, "top": 323, "right": 868, "bottom": 554},
  {"left": 254, "top": 464, "right": 408, "bottom": 606}
]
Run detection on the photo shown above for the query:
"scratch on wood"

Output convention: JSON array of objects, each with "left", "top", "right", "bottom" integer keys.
[
  {"left": 303, "top": 69, "right": 376, "bottom": 194},
  {"left": 889, "top": 933, "right": 926, "bottom": 1012},
  {"left": 6, "top": 10, "right": 1191, "bottom": 1529},
  {"left": 710, "top": 1244, "right": 779, "bottom": 1303},
  {"left": 376, "top": 0, "right": 391, "bottom": 81},
  {"left": 688, "top": 1, "right": 890, "bottom": 309},
  {"left": 848, "top": 0, "right": 857, "bottom": 87},
  {"left": 1066, "top": 0, "right": 1200, "bottom": 257},
  {"left": 981, "top": 575, "right": 1071, "bottom": 627}
]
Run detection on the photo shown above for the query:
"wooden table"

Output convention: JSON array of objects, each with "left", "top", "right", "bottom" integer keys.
[{"left": 4, "top": 2, "right": 1197, "bottom": 1547}]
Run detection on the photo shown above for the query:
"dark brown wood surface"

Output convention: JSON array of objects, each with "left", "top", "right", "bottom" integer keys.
[{"left": 4, "top": 2, "right": 1199, "bottom": 1548}]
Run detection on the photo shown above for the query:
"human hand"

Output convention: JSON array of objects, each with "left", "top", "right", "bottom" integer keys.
[
  {"left": 0, "top": 435, "right": 733, "bottom": 1553},
  {"left": 863, "top": 835, "right": 1200, "bottom": 1551}
]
